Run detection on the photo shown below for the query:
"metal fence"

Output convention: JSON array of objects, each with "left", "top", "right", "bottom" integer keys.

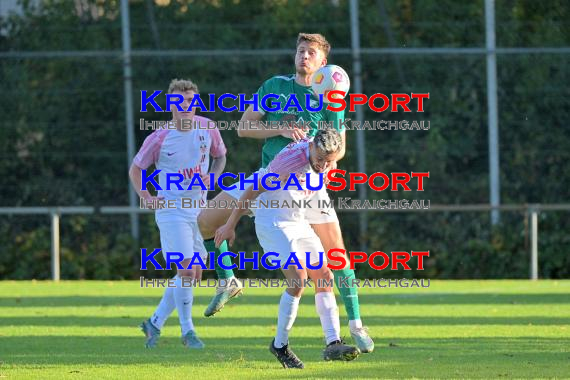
[
  {"left": 2, "top": 204, "right": 568, "bottom": 281},
  {"left": 2, "top": 0, "right": 568, "bottom": 243},
  {"left": 1, "top": 1, "right": 568, "bottom": 280}
]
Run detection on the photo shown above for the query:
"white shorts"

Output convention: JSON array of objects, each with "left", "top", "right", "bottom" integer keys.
[
  {"left": 305, "top": 188, "right": 339, "bottom": 225},
  {"left": 156, "top": 219, "right": 208, "bottom": 261},
  {"left": 255, "top": 220, "right": 326, "bottom": 266}
]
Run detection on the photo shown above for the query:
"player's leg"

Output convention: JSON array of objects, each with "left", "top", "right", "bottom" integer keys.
[
  {"left": 154, "top": 219, "right": 205, "bottom": 348},
  {"left": 311, "top": 221, "right": 374, "bottom": 353},
  {"left": 174, "top": 221, "right": 208, "bottom": 349},
  {"left": 198, "top": 191, "right": 237, "bottom": 280},
  {"left": 141, "top": 219, "right": 179, "bottom": 348},
  {"left": 269, "top": 265, "right": 306, "bottom": 369},
  {"left": 301, "top": 236, "right": 360, "bottom": 361},
  {"left": 173, "top": 221, "right": 209, "bottom": 348},
  {"left": 307, "top": 190, "right": 374, "bottom": 353},
  {"left": 141, "top": 280, "right": 175, "bottom": 348},
  {"left": 176, "top": 261, "right": 205, "bottom": 349},
  {"left": 200, "top": 182, "right": 258, "bottom": 316},
  {"left": 256, "top": 222, "right": 305, "bottom": 369}
]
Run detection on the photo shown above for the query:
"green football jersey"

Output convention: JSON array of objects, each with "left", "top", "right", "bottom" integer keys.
[{"left": 254, "top": 74, "right": 345, "bottom": 168}]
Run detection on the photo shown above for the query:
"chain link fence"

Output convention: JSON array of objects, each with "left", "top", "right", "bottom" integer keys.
[{"left": 1, "top": 0, "right": 568, "bottom": 279}]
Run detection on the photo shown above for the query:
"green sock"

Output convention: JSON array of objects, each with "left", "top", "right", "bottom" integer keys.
[
  {"left": 333, "top": 268, "right": 360, "bottom": 321},
  {"left": 204, "top": 239, "right": 235, "bottom": 280}
]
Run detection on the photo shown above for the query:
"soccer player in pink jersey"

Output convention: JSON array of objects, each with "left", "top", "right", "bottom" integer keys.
[
  {"left": 129, "top": 78, "right": 227, "bottom": 349},
  {"left": 199, "top": 32, "right": 374, "bottom": 353},
  {"left": 214, "top": 129, "right": 360, "bottom": 368}
]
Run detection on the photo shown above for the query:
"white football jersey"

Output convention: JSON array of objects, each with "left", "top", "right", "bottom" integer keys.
[{"left": 133, "top": 116, "right": 226, "bottom": 221}]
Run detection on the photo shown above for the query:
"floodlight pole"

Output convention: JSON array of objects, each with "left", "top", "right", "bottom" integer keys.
[
  {"left": 121, "top": 0, "right": 139, "bottom": 241},
  {"left": 50, "top": 210, "right": 60, "bottom": 281},
  {"left": 349, "top": 0, "right": 368, "bottom": 251},
  {"left": 485, "top": 0, "right": 501, "bottom": 225}
]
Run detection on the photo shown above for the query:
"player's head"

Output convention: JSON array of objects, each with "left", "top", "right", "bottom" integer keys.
[
  {"left": 309, "top": 128, "right": 342, "bottom": 173},
  {"left": 168, "top": 78, "right": 199, "bottom": 121},
  {"left": 295, "top": 33, "right": 330, "bottom": 76}
]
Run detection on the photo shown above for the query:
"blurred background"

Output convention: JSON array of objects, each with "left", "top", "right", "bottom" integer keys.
[{"left": 0, "top": 0, "right": 568, "bottom": 280}]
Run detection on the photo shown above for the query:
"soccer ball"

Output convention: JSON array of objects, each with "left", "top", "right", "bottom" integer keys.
[{"left": 311, "top": 65, "right": 350, "bottom": 103}]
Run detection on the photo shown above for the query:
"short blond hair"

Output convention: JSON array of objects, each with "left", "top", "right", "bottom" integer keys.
[
  {"left": 168, "top": 78, "right": 199, "bottom": 94},
  {"left": 297, "top": 33, "right": 331, "bottom": 57},
  {"left": 314, "top": 128, "right": 342, "bottom": 154}
]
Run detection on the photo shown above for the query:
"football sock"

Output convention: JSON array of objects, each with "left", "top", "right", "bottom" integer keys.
[
  {"left": 219, "top": 275, "right": 237, "bottom": 288},
  {"left": 174, "top": 276, "right": 194, "bottom": 335},
  {"left": 349, "top": 318, "right": 363, "bottom": 331},
  {"left": 274, "top": 291, "right": 300, "bottom": 348},
  {"left": 333, "top": 268, "right": 361, "bottom": 321},
  {"left": 205, "top": 238, "right": 235, "bottom": 280},
  {"left": 150, "top": 277, "right": 176, "bottom": 330},
  {"left": 315, "top": 291, "right": 341, "bottom": 345}
]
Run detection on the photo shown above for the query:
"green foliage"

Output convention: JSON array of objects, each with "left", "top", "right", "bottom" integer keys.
[{"left": 0, "top": 0, "right": 568, "bottom": 279}]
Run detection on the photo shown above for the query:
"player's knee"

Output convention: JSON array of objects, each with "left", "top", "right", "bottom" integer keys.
[
  {"left": 322, "top": 268, "right": 334, "bottom": 283},
  {"left": 328, "top": 251, "right": 351, "bottom": 270},
  {"left": 318, "top": 269, "right": 334, "bottom": 291},
  {"left": 177, "top": 261, "right": 194, "bottom": 278},
  {"left": 287, "top": 286, "right": 304, "bottom": 298},
  {"left": 177, "top": 269, "right": 193, "bottom": 278},
  {"left": 197, "top": 213, "right": 213, "bottom": 237}
]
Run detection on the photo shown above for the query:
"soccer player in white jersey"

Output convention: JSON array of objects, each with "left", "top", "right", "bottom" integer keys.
[
  {"left": 129, "top": 78, "right": 227, "bottom": 349},
  {"left": 214, "top": 129, "right": 360, "bottom": 368}
]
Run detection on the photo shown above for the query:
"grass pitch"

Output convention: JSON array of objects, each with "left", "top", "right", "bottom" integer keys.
[{"left": 0, "top": 280, "right": 569, "bottom": 379}]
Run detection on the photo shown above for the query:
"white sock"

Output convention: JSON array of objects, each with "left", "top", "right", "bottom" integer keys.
[
  {"left": 219, "top": 275, "right": 236, "bottom": 289},
  {"left": 315, "top": 291, "right": 341, "bottom": 345},
  {"left": 150, "top": 280, "right": 176, "bottom": 330},
  {"left": 349, "top": 319, "right": 363, "bottom": 331},
  {"left": 174, "top": 276, "right": 194, "bottom": 335},
  {"left": 274, "top": 291, "right": 300, "bottom": 348}
]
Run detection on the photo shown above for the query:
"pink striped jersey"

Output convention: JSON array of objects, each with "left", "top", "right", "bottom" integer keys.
[
  {"left": 256, "top": 138, "right": 322, "bottom": 223},
  {"left": 133, "top": 115, "right": 226, "bottom": 221}
]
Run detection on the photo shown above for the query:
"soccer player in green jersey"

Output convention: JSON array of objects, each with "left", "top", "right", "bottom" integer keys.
[{"left": 198, "top": 33, "right": 374, "bottom": 353}]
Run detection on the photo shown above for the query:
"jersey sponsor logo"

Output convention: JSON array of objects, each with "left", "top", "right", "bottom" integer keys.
[{"left": 179, "top": 165, "right": 202, "bottom": 181}]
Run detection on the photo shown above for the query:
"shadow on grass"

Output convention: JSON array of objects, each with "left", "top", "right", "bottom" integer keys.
[
  {"left": 1, "top": 293, "right": 569, "bottom": 307},
  {"left": 0, "top": 336, "right": 568, "bottom": 369},
  {"left": 1, "top": 315, "right": 569, "bottom": 327}
]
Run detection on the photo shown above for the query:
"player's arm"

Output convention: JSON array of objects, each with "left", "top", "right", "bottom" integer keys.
[
  {"left": 214, "top": 177, "right": 267, "bottom": 247},
  {"left": 209, "top": 155, "right": 226, "bottom": 178},
  {"left": 237, "top": 106, "right": 307, "bottom": 141},
  {"left": 129, "top": 130, "right": 164, "bottom": 204},
  {"left": 214, "top": 141, "right": 304, "bottom": 247},
  {"left": 203, "top": 127, "right": 228, "bottom": 185},
  {"left": 238, "top": 77, "right": 307, "bottom": 140},
  {"left": 236, "top": 105, "right": 276, "bottom": 138},
  {"left": 129, "top": 163, "right": 158, "bottom": 202}
]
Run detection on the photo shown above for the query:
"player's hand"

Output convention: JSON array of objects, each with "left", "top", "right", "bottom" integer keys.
[
  {"left": 200, "top": 174, "right": 210, "bottom": 187},
  {"left": 281, "top": 125, "right": 308, "bottom": 141},
  {"left": 141, "top": 195, "right": 165, "bottom": 209},
  {"left": 214, "top": 223, "right": 236, "bottom": 248},
  {"left": 194, "top": 266, "right": 203, "bottom": 282}
]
